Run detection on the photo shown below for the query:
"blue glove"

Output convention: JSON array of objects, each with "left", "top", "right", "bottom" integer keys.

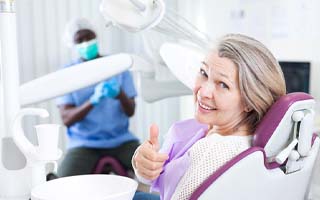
[
  {"left": 89, "top": 78, "right": 120, "bottom": 105},
  {"left": 104, "top": 77, "right": 121, "bottom": 98}
]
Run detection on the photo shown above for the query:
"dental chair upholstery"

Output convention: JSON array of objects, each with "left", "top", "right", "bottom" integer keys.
[
  {"left": 93, "top": 156, "right": 130, "bottom": 177},
  {"left": 190, "top": 92, "right": 319, "bottom": 200}
]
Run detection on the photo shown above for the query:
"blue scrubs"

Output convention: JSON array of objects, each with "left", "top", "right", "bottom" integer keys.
[{"left": 56, "top": 59, "right": 138, "bottom": 149}]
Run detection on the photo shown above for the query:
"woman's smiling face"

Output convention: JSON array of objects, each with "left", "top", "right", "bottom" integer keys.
[{"left": 193, "top": 51, "right": 247, "bottom": 135}]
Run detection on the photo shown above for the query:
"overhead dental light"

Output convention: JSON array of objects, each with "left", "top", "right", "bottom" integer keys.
[
  {"left": 100, "top": 0, "right": 211, "bottom": 48},
  {"left": 100, "top": 0, "right": 165, "bottom": 32},
  {"left": 100, "top": 0, "right": 210, "bottom": 101},
  {"left": 160, "top": 43, "right": 205, "bottom": 89}
]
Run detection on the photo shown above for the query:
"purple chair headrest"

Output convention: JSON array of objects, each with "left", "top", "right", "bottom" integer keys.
[{"left": 253, "top": 92, "right": 313, "bottom": 148}]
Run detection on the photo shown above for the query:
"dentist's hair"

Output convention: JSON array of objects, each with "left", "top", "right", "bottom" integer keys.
[
  {"left": 216, "top": 33, "right": 286, "bottom": 131},
  {"left": 64, "top": 18, "right": 97, "bottom": 47}
]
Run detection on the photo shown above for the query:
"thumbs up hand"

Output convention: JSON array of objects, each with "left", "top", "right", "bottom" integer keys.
[{"left": 133, "top": 124, "right": 169, "bottom": 180}]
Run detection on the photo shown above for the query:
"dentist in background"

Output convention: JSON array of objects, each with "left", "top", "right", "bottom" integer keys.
[{"left": 56, "top": 18, "right": 139, "bottom": 177}]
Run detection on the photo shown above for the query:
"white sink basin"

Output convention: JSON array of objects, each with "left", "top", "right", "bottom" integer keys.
[{"left": 31, "top": 174, "right": 138, "bottom": 200}]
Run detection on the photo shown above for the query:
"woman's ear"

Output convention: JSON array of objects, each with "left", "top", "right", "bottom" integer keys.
[
  {"left": 242, "top": 101, "right": 252, "bottom": 113},
  {"left": 244, "top": 106, "right": 252, "bottom": 113}
]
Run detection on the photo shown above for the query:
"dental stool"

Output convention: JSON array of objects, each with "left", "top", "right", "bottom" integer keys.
[
  {"left": 190, "top": 92, "right": 319, "bottom": 200},
  {"left": 93, "top": 156, "right": 129, "bottom": 177}
]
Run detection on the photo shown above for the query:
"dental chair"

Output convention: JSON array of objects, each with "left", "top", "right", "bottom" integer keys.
[
  {"left": 93, "top": 156, "right": 130, "bottom": 177},
  {"left": 190, "top": 92, "right": 319, "bottom": 200}
]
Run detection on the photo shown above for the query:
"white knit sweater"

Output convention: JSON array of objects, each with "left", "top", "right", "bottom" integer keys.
[{"left": 171, "top": 133, "right": 252, "bottom": 200}]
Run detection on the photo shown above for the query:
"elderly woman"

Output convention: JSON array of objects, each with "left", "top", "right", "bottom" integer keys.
[{"left": 132, "top": 34, "right": 286, "bottom": 200}]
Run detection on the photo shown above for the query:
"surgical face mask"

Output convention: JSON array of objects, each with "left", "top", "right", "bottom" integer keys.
[{"left": 76, "top": 39, "right": 98, "bottom": 60}]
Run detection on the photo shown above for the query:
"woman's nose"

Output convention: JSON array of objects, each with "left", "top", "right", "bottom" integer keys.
[{"left": 199, "top": 82, "right": 214, "bottom": 98}]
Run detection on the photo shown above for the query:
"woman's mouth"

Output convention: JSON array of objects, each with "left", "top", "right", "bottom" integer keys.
[{"left": 198, "top": 101, "right": 216, "bottom": 111}]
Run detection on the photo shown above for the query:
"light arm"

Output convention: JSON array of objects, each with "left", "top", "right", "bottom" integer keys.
[{"left": 20, "top": 54, "right": 133, "bottom": 106}]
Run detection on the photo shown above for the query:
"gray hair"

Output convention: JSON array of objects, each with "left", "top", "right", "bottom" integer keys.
[{"left": 216, "top": 34, "right": 286, "bottom": 131}]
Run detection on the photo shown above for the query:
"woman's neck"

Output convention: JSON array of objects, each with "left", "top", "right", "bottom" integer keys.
[{"left": 207, "top": 124, "right": 252, "bottom": 136}]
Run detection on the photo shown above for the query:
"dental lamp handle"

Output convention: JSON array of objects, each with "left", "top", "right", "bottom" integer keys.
[
  {"left": 130, "top": 0, "right": 146, "bottom": 11},
  {"left": 12, "top": 108, "right": 49, "bottom": 160}
]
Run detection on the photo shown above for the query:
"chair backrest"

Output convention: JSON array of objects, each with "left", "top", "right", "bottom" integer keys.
[{"left": 190, "top": 92, "right": 319, "bottom": 200}]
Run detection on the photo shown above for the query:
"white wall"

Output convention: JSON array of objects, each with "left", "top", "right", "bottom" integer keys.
[{"left": 177, "top": 0, "right": 320, "bottom": 118}]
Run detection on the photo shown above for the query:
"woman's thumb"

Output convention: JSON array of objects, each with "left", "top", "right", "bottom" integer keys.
[{"left": 149, "top": 124, "right": 159, "bottom": 150}]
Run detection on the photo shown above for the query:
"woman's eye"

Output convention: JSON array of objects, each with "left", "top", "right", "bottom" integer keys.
[
  {"left": 219, "top": 82, "right": 229, "bottom": 89},
  {"left": 199, "top": 68, "right": 208, "bottom": 78}
]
